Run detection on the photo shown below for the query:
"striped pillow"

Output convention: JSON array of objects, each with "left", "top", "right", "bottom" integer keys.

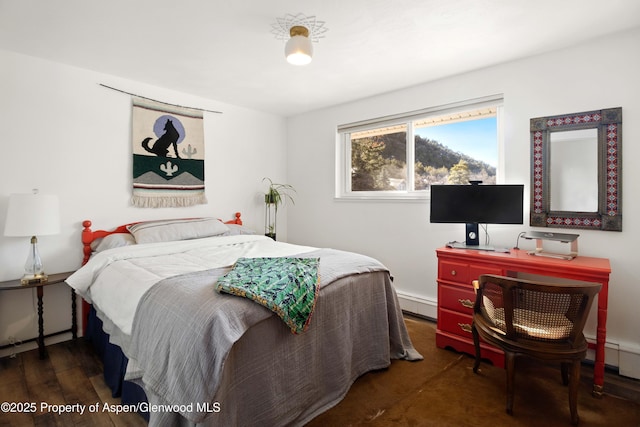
[{"left": 127, "top": 217, "right": 229, "bottom": 244}]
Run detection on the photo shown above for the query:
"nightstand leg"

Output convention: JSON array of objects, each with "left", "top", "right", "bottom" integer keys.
[{"left": 36, "top": 286, "right": 46, "bottom": 359}]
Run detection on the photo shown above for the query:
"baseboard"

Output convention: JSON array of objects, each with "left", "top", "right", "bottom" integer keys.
[
  {"left": 0, "top": 332, "right": 72, "bottom": 359},
  {"left": 619, "top": 342, "right": 640, "bottom": 379},
  {"left": 396, "top": 291, "right": 438, "bottom": 322},
  {"left": 396, "top": 291, "right": 640, "bottom": 380}
]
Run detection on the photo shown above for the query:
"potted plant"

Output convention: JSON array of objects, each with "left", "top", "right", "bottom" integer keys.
[{"left": 263, "top": 177, "right": 295, "bottom": 240}]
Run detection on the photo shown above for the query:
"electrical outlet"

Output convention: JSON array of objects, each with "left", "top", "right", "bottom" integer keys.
[{"left": 7, "top": 336, "right": 22, "bottom": 359}]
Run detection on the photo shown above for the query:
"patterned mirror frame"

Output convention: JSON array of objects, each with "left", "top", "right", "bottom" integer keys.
[{"left": 530, "top": 107, "right": 622, "bottom": 231}]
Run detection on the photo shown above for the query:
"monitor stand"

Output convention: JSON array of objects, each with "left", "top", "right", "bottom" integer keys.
[
  {"left": 466, "top": 223, "right": 480, "bottom": 246},
  {"left": 446, "top": 223, "right": 498, "bottom": 251}
]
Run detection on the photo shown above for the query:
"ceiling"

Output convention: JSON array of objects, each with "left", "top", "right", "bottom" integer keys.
[{"left": 1, "top": 0, "right": 639, "bottom": 116}]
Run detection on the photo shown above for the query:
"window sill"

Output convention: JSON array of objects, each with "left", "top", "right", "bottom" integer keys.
[{"left": 335, "top": 192, "right": 429, "bottom": 202}]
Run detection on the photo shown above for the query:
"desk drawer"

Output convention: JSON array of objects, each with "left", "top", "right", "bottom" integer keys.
[
  {"left": 470, "top": 265, "right": 503, "bottom": 283},
  {"left": 439, "top": 260, "right": 503, "bottom": 285},
  {"left": 439, "top": 260, "right": 469, "bottom": 283},
  {"left": 438, "top": 283, "right": 475, "bottom": 314},
  {"left": 438, "top": 307, "right": 474, "bottom": 338}
]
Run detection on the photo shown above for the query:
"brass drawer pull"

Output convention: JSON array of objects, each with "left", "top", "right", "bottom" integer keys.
[
  {"left": 458, "top": 323, "right": 472, "bottom": 333},
  {"left": 458, "top": 299, "right": 474, "bottom": 309},
  {"left": 451, "top": 270, "right": 457, "bottom": 276}
]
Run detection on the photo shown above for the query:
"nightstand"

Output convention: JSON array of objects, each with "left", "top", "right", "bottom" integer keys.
[{"left": 0, "top": 271, "right": 77, "bottom": 359}]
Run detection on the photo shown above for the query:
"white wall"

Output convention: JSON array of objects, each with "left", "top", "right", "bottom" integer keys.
[
  {"left": 2, "top": 27, "right": 639, "bottom": 375},
  {"left": 0, "top": 49, "right": 289, "bottom": 356},
  {"left": 287, "top": 28, "right": 640, "bottom": 374}
]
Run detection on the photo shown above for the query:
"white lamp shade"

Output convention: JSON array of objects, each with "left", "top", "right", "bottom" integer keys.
[
  {"left": 285, "top": 35, "right": 313, "bottom": 65},
  {"left": 4, "top": 193, "right": 61, "bottom": 236}
]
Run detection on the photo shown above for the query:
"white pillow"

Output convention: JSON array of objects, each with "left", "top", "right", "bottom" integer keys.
[
  {"left": 127, "top": 218, "right": 229, "bottom": 244},
  {"left": 91, "top": 233, "right": 136, "bottom": 252},
  {"left": 222, "top": 224, "right": 257, "bottom": 236}
]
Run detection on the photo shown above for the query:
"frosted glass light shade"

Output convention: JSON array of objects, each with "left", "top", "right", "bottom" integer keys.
[
  {"left": 285, "top": 35, "right": 313, "bottom": 65},
  {"left": 4, "top": 193, "right": 61, "bottom": 236}
]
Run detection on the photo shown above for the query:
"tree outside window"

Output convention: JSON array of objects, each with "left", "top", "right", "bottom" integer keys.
[{"left": 351, "top": 128, "right": 407, "bottom": 191}]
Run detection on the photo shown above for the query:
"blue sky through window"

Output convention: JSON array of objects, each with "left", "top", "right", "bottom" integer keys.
[{"left": 415, "top": 117, "right": 497, "bottom": 167}]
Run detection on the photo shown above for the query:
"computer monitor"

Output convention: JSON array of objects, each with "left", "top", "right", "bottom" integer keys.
[{"left": 430, "top": 183, "right": 524, "bottom": 249}]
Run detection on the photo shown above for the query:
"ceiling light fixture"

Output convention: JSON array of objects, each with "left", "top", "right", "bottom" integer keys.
[
  {"left": 272, "top": 13, "right": 327, "bottom": 66},
  {"left": 285, "top": 26, "right": 313, "bottom": 65}
]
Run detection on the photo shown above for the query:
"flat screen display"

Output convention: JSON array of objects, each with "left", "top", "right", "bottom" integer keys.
[{"left": 430, "top": 184, "right": 524, "bottom": 224}]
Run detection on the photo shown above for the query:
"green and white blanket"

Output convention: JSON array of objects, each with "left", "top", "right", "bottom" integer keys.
[{"left": 216, "top": 257, "right": 320, "bottom": 334}]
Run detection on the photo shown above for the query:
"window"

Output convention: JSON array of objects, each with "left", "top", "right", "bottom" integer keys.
[{"left": 337, "top": 96, "right": 503, "bottom": 199}]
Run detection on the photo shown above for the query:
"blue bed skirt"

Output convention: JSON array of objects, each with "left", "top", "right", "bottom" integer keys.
[{"left": 86, "top": 306, "right": 149, "bottom": 421}]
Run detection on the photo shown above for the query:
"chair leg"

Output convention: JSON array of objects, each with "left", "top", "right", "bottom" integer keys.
[
  {"left": 568, "top": 359, "right": 581, "bottom": 425},
  {"left": 561, "top": 362, "right": 569, "bottom": 386},
  {"left": 505, "top": 352, "right": 515, "bottom": 415},
  {"left": 472, "top": 323, "right": 481, "bottom": 373}
]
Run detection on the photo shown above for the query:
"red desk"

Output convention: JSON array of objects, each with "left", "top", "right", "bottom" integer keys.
[{"left": 435, "top": 247, "right": 611, "bottom": 396}]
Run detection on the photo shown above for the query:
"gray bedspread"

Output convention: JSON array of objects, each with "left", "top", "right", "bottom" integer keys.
[{"left": 124, "top": 248, "right": 422, "bottom": 426}]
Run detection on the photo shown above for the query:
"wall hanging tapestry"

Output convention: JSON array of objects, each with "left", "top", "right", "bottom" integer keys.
[{"left": 131, "top": 96, "right": 207, "bottom": 208}]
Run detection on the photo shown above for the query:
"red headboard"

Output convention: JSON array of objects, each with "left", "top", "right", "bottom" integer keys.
[{"left": 81, "top": 212, "right": 243, "bottom": 265}]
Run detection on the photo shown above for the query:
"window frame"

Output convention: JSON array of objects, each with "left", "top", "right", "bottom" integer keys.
[{"left": 335, "top": 95, "right": 505, "bottom": 201}]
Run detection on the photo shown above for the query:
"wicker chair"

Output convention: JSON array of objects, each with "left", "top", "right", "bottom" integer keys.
[{"left": 471, "top": 274, "right": 601, "bottom": 425}]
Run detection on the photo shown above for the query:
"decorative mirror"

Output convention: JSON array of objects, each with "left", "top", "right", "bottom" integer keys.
[{"left": 530, "top": 107, "right": 622, "bottom": 231}]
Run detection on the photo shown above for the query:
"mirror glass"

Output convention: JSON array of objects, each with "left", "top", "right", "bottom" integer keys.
[
  {"left": 529, "top": 107, "right": 622, "bottom": 232},
  {"left": 549, "top": 128, "right": 598, "bottom": 212}
]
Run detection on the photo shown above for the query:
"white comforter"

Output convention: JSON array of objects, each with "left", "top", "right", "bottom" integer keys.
[{"left": 66, "top": 234, "right": 316, "bottom": 336}]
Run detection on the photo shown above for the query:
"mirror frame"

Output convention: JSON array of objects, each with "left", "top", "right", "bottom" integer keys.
[{"left": 530, "top": 107, "right": 622, "bottom": 231}]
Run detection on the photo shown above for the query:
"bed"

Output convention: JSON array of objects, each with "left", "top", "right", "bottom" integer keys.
[{"left": 67, "top": 213, "right": 422, "bottom": 426}]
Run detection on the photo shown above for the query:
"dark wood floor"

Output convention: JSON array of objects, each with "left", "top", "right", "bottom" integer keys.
[
  {"left": 2, "top": 322, "right": 639, "bottom": 426},
  {"left": 0, "top": 339, "right": 146, "bottom": 427}
]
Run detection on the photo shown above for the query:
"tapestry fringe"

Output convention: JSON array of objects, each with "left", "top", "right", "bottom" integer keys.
[{"left": 131, "top": 194, "right": 208, "bottom": 208}]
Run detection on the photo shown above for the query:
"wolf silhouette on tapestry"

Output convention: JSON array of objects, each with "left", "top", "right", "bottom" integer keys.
[{"left": 141, "top": 118, "right": 181, "bottom": 158}]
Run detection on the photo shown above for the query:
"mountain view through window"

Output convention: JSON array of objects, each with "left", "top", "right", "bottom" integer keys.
[{"left": 349, "top": 114, "right": 497, "bottom": 192}]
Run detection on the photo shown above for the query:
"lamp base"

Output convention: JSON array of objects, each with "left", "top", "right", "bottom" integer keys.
[{"left": 21, "top": 273, "right": 48, "bottom": 285}]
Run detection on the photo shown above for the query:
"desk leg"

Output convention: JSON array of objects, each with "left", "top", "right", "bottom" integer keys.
[
  {"left": 593, "top": 279, "right": 609, "bottom": 397},
  {"left": 36, "top": 286, "right": 46, "bottom": 359}
]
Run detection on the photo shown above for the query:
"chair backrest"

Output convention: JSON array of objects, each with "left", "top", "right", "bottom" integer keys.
[{"left": 474, "top": 274, "right": 601, "bottom": 345}]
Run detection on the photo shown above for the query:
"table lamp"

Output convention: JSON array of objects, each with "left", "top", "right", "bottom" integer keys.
[{"left": 4, "top": 190, "right": 60, "bottom": 285}]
